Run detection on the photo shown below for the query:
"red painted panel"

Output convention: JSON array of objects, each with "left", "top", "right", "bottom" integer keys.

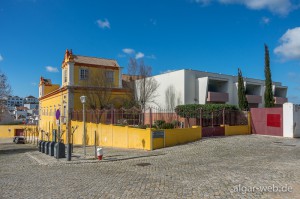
[
  {"left": 267, "top": 114, "right": 281, "bottom": 127},
  {"left": 250, "top": 108, "right": 283, "bottom": 136},
  {"left": 15, "top": 129, "right": 24, "bottom": 136}
]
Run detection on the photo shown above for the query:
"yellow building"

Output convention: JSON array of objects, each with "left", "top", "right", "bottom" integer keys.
[{"left": 39, "top": 49, "right": 131, "bottom": 142}]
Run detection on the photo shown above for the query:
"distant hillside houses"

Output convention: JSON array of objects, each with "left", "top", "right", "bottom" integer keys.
[
  {"left": 0, "top": 95, "right": 39, "bottom": 125},
  {"left": 5, "top": 95, "right": 38, "bottom": 110}
]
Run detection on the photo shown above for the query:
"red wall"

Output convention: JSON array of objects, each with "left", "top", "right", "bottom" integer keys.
[{"left": 250, "top": 108, "right": 283, "bottom": 136}]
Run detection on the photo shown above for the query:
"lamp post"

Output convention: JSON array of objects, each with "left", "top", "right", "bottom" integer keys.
[{"left": 80, "top": 96, "right": 87, "bottom": 156}]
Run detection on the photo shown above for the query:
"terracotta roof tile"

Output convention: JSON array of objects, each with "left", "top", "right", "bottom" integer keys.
[{"left": 74, "top": 55, "right": 119, "bottom": 67}]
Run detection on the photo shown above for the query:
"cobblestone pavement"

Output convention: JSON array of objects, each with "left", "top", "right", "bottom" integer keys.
[{"left": 1, "top": 135, "right": 300, "bottom": 198}]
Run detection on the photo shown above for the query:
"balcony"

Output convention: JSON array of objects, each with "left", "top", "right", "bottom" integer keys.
[
  {"left": 207, "top": 92, "right": 229, "bottom": 103},
  {"left": 246, "top": 95, "right": 262, "bottom": 104},
  {"left": 274, "top": 97, "right": 288, "bottom": 104}
]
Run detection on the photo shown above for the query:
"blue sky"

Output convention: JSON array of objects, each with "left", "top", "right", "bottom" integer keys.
[{"left": 0, "top": 0, "right": 300, "bottom": 103}]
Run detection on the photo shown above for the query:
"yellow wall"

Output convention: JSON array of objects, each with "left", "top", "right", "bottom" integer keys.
[
  {"left": 112, "top": 125, "right": 128, "bottom": 148},
  {"left": 44, "top": 84, "right": 60, "bottom": 96},
  {"left": 39, "top": 87, "right": 130, "bottom": 141},
  {"left": 71, "top": 121, "right": 83, "bottom": 144},
  {"left": 70, "top": 121, "right": 203, "bottom": 150},
  {"left": 72, "top": 89, "right": 130, "bottom": 110},
  {"left": 39, "top": 89, "right": 69, "bottom": 141},
  {"left": 70, "top": 121, "right": 152, "bottom": 150},
  {"left": 74, "top": 65, "right": 120, "bottom": 88},
  {"left": 224, "top": 125, "right": 250, "bottom": 136},
  {"left": 164, "top": 126, "right": 202, "bottom": 148},
  {"left": 39, "top": 58, "right": 132, "bottom": 141},
  {"left": 0, "top": 125, "right": 38, "bottom": 138},
  {"left": 153, "top": 138, "right": 164, "bottom": 149},
  {"left": 128, "top": 127, "right": 151, "bottom": 150}
]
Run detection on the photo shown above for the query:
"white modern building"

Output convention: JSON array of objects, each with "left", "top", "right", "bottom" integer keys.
[
  {"left": 5, "top": 95, "right": 38, "bottom": 110},
  {"left": 141, "top": 69, "right": 288, "bottom": 109},
  {"left": 24, "top": 95, "right": 39, "bottom": 104},
  {"left": 24, "top": 103, "right": 39, "bottom": 110},
  {"left": 6, "top": 96, "right": 24, "bottom": 109}
]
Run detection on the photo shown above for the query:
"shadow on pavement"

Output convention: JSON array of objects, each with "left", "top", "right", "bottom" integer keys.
[
  {"left": 103, "top": 153, "right": 165, "bottom": 162},
  {"left": 0, "top": 145, "right": 37, "bottom": 155}
]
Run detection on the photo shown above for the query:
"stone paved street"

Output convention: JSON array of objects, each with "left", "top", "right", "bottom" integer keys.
[{"left": 1, "top": 135, "right": 300, "bottom": 198}]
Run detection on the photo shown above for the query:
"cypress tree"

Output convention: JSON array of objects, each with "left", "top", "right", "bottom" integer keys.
[
  {"left": 237, "top": 68, "right": 249, "bottom": 111},
  {"left": 264, "top": 44, "right": 275, "bottom": 107}
]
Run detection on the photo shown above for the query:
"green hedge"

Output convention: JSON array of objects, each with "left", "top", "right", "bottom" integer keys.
[
  {"left": 153, "top": 120, "right": 175, "bottom": 129},
  {"left": 175, "top": 104, "right": 238, "bottom": 118}
]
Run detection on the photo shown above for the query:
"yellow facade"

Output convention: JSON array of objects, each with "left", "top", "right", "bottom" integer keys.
[
  {"left": 224, "top": 125, "right": 250, "bottom": 136},
  {"left": 70, "top": 121, "right": 152, "bottom": 150},
  {"left": 164, "top": 126, "right": 202, "bottom": 147},
  {"left": 152, "top": 138, "right": 164, "bottom": 149},
  {"left": 72, "top": 65, "right": 120, "bottom": 88},
  {"left": 0, "top": 125, "right": 38, "bottom": 138},
  {"left": 44, "top": 84, "right": 60, "bottom": 96},
  {"left": 67, "top": 121, "right": 202, "bottom": 150},
  {"left": 39, "top": 50, "right": 131, "bottom": 143}
]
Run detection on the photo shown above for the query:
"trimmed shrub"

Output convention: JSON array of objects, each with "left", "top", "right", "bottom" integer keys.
[
  {"left": 161, "top": 123, "right": 175, "bottom": 129},
  {"left": 154, "top": 120, "right": 166, "bottom": 129},
  {"left": 175, "top": 104, "right": 238, "bottom": 119}
]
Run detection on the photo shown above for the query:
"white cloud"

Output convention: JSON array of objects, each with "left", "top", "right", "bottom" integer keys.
[
  {"left": 122, "top": 48, "right": 135, "bottom": 54},
  {"left": 31, "top": 82, "right": 37, "bottom": 86},
  {"left": 96, "top": 19, "right": 110, "bottom": 29},
  {"left": 261, "top": 17, "right": 270, "bottom": 24},
  {"left": 194, "top": 0, "right": 212, "bottom": 6},
  {"left": 194, "top": 0, "right": 294, "bottom": 15},
  {"left": 146, "top": 54, "right": 156, "bottom": 59},
  {"left": 221, "top": 0, "right": 292, "bottom": 15},
  {"left": 274, "top": 27, "right": 300, "bottom": 60},
  {"left": 135, "top": 52, "right": 145, "bottom": 59},
  {"left": 46, "top": 66, "right": 59, "bottom": 73},
  {"left": 0, "top": 54, "right": 3, "bottom": 61},
  {"left": 121, "top": 48, "right": 154, "bottom": 60}
]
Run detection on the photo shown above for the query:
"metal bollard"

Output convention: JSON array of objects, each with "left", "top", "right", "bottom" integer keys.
[{"left": 96, "top": 148, "right": 103, "bottom": 160}]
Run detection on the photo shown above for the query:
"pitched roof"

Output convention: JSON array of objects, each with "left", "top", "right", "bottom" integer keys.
[
  {"left": 16, "top": 106, "right": 28, "bottom": 111},
  {"left": 25, "top": 95, "right": 36, "bottom": 98},
  {"left": 73, "top": 55, "right": 119, "bottom": 67}
]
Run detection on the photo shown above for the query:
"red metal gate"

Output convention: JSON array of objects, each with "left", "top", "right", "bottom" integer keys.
[
  {"left": 202, "top": 127, "right": 225, "bottom": 137},
  {"left": 250, "top": 108, "right": 283, "bottom": 136}
]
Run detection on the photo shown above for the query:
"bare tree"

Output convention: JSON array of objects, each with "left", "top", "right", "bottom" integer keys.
[
  {"left": 177, "top": 93, "right": 182, "bottom": 106},
  {"left": 128, "top": 58, "right": 159, "bottom": 109},
  {"left": 81, "top": 70, "right": 115, "bottom": 123},
  {"left": 84, "top": 70, "right": 113, "bottom": 110},
  {"left": 165, "top": 85, "right": 176, "bottom": 110},
  {"left": 127, "top": 58, "right": 159, "bottom": 125},
  {"left": 0, "top": 72, "right": 11, "bottom": 120}
]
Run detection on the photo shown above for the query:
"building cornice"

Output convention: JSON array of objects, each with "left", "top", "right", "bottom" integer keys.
[
  {"left": 74, "top": 63, "right": 119, "bottom": 70},
  {"left": 39, "top": 86, "right": 68, "bottom": 101},
  {"left": 39, "top": 85, "right": 131, "bottom": 101},
  {"left": 72, "top": 86, "right": 130, "bottom": 93}
]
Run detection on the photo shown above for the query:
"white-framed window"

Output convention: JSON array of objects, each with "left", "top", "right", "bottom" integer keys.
[
  {"left": 64, "top": 69, "right": 68, "bottom": 83},
  {"left": 80, "top": 68, "right": 88, "bottom": 80},
  {"left": 105, "top": 71, "right": 114, "bottom": 83}
]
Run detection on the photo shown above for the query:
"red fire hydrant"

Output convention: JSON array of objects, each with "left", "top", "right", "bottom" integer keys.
[{"left": 97, "top": 148, "right": 103, "bottom": 160}]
